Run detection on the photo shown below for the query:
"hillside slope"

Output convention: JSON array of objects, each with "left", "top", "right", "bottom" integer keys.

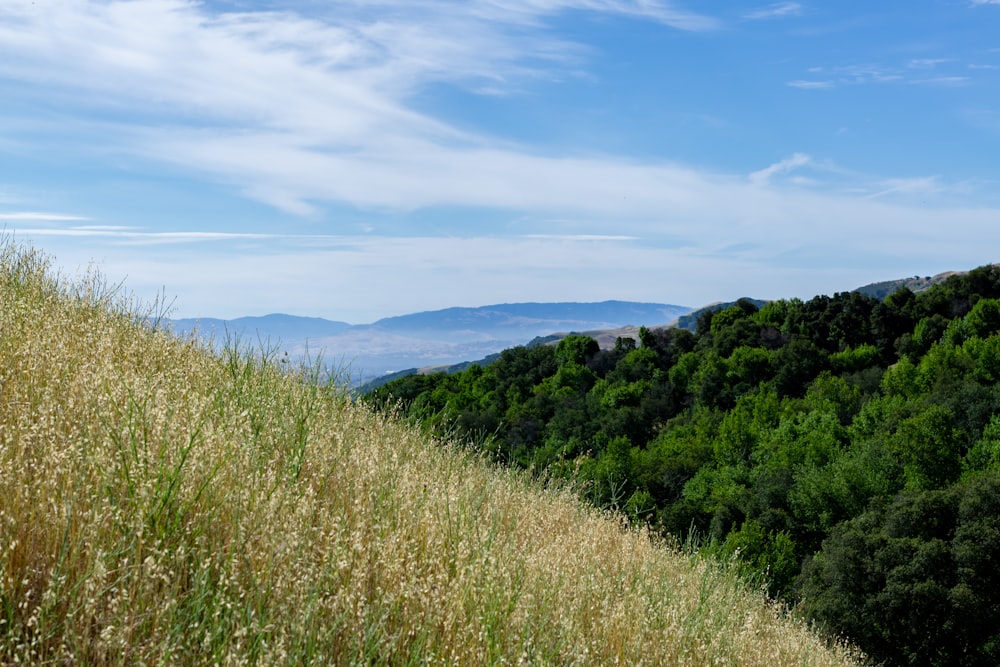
[{"left": 0, "top": 241, "right": 861, "bottom": 666}]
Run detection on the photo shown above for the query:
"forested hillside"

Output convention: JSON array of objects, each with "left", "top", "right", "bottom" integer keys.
[{"left": 366, "top": 265, "right": 1000, "bottom": 667}]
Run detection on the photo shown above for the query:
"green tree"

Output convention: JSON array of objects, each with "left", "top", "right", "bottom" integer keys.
[
  {"left": 719, "top": 519, "right": 799, "bottom": 598},
  {"left": 726, "top": 345, "right": 774, "bottom": 395},
  {"left": 892, "top": 405, "right": 964, "bottom": 490},
  {"left": 555, "top": 335, "right": 600, "bottom": 367},
  {"left": 799, "top": 475, "right": 1000, "bottom": 667},
  {"left": 772, "top": 337, "right": 828, "bottom": 398},
  {"left": 829, "top": 344, "right": 879, "bottom": 375},
  {"left": 709, "top": 302, "right": 762, "bottom": 356},
  {"left": 689, "top": 350, "right": 733, "bottom": 409},
  {"left": 965, "top": 413, "right": 1000, "bottom": 472}
]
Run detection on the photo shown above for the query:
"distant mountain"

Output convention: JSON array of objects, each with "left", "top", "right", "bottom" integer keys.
[
  {"left": 168, "top": 314, "right": 352, "bottom": 342},
  {"left": 373, "top": 301, "right": 689, "bottom": 333},
  {"left": 853, "top": 271, "right": 963, "bottom": 300},
  {"left": 166, "top": 301, "right": 692, "bottom": 385}
]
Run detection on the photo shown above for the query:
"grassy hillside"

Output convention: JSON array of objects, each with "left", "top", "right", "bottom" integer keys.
[{"left": 0, "top": 241, "right": 862, "bottom": 665}]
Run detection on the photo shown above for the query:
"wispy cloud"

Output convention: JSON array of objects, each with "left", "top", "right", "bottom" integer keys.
[
  {"left": 787, "top": 64, "right": 900, "bottom": 89},
  {"left": 835, "top": 64, "right": 904, "bottom": 84},
  {"left": 790, "top": 59, "right": 979, "bottom": 90},
  {"left": 787, "top": 79, "right": 834, "bottom": 89},
  {"left": 521, "top": 234, "right": 639, "bottom": 241},
  {"left": 867, "top": 176, "right": 941, "bottom": 200},
  {"left": 743, "top": 2, "right": 803, "bottom": 20},
  {"left": 21, "top": 227, "right": 283, "bottom": 243},
  {"left": 138, "top": 129, "right": 735, "bottom": 218},
  {"left": 5, "top": 218, "right": 371, "bottom": 246},
  {"left": 347, "top": 0, "right": 722, "bottom": 32},
  {"left": 0, "top": 0, "right": 719, "bottom": 217},
  {"left": 909, "top": 76, "right": 970, "bottom": 87},
  {"left": 749, "top": 154, "right": 812, "bottom": 185},
  {"left": 908, "top": 58, "right": 951, "bottom": 68},
  {"left": 0, "top": 212, "right": 91, "bottom": 222}
]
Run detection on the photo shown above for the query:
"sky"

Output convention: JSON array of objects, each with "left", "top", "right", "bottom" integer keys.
[{"left": 2, "top": 0, "right": 1000, "bottom": 323}]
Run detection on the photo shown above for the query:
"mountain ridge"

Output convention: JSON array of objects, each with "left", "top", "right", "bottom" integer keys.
[
  {"left": 166, "top": 300, "right": 693, "bottom": 384},
  {"left": 852, "top": 270, "right": 964, "bottom": 299},
  {"left": 372, "top": 300, "right": 691, "bottom": 333}
]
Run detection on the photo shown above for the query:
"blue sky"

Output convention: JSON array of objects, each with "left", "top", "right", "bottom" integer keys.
[{"left": 2, "top": 0, "right": 1000, "bottom": 322}]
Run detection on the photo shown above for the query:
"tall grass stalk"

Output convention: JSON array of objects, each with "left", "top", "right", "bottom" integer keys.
[{"left": 0, "top": 240, "right": 864, "bottom": 665}]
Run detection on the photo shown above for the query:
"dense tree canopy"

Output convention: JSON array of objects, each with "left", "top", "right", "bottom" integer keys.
[{"left": 365, "top": 266, "right": 1000, "bottom": 667}]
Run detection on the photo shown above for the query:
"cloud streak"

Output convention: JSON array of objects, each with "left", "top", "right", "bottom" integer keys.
[
  {"left": 789, "top": 59, "right": 982, "bottom": 91},
  {"left": 0, "top": 212, "right": 91, "bottom": 222},
  {"left": 786, "top": 79, "right": 834, "bottom": 89},
  {"left": 748, "top": 154, "right": 812, "bottom": 185},
  {"left": 743, "top": 3, "right": 803, "bottom": 20}
]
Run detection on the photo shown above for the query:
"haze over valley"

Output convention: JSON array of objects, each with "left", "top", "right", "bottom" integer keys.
[{"left": 167, "top": 301, "right": 693, "bottom": 383}]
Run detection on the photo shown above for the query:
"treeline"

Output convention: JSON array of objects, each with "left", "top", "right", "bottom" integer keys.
[{"left": 364, "top": 265, "right": 1000, "bottom": 667}]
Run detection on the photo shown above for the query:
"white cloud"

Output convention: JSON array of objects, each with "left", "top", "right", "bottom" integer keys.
[
  {"left": 787, "top": 79, "right": 834, "bottom": 89},
  {"left": 910, "top": 76, "right": 970, "bottom": 87},
  {"left": 3, "top": 1, "right": 964, "bottom": 231},
  {"left": 908, "top": 58, "right": 950, "bottom": 68},
  {"left": 0, "top": 212, "right": 90, "bottom": 222},
  {"left": 0, "top": 0, "right": 721, "bottom": 217},
  {"left": 137, "top": 128, "right": 737, "bottom": 217},
  {"left": 836, "top": 64, "right": 903, "bottom": 84},
  {"left": 0, "top": 1, "right": 711, "bottom": 108},
  {"left": 343, "top": 0, "right": 721, "bottom": 32},
  {"left": 522, "top": 234, "right": 639, "bottom": 241},
  {"left": 748, "top": 153, "right": 812, "bottom": 185},
  {"left": 19, "top": 227, "right": 283, "bottom": 243},
  {"left": 743, "top": 3, "right": 803, "bottom": 20},
  {"left": 792, "top": 60, "right": 975, "bottom": 90},
  {"left": 866, "top": 176, "right": 941, "bottom": 200}
]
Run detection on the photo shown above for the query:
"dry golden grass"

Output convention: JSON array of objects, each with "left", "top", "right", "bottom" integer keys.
[{"left": 0, "top": 240, "right": 865, "bottom": 665}]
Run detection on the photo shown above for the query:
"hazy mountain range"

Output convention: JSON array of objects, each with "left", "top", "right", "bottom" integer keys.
[
  {"left": 167, "top": 301, "right": 693, "bottom": 385},
  {"left": 166, "top": 269, "right": 975, "bottom": 386}
]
